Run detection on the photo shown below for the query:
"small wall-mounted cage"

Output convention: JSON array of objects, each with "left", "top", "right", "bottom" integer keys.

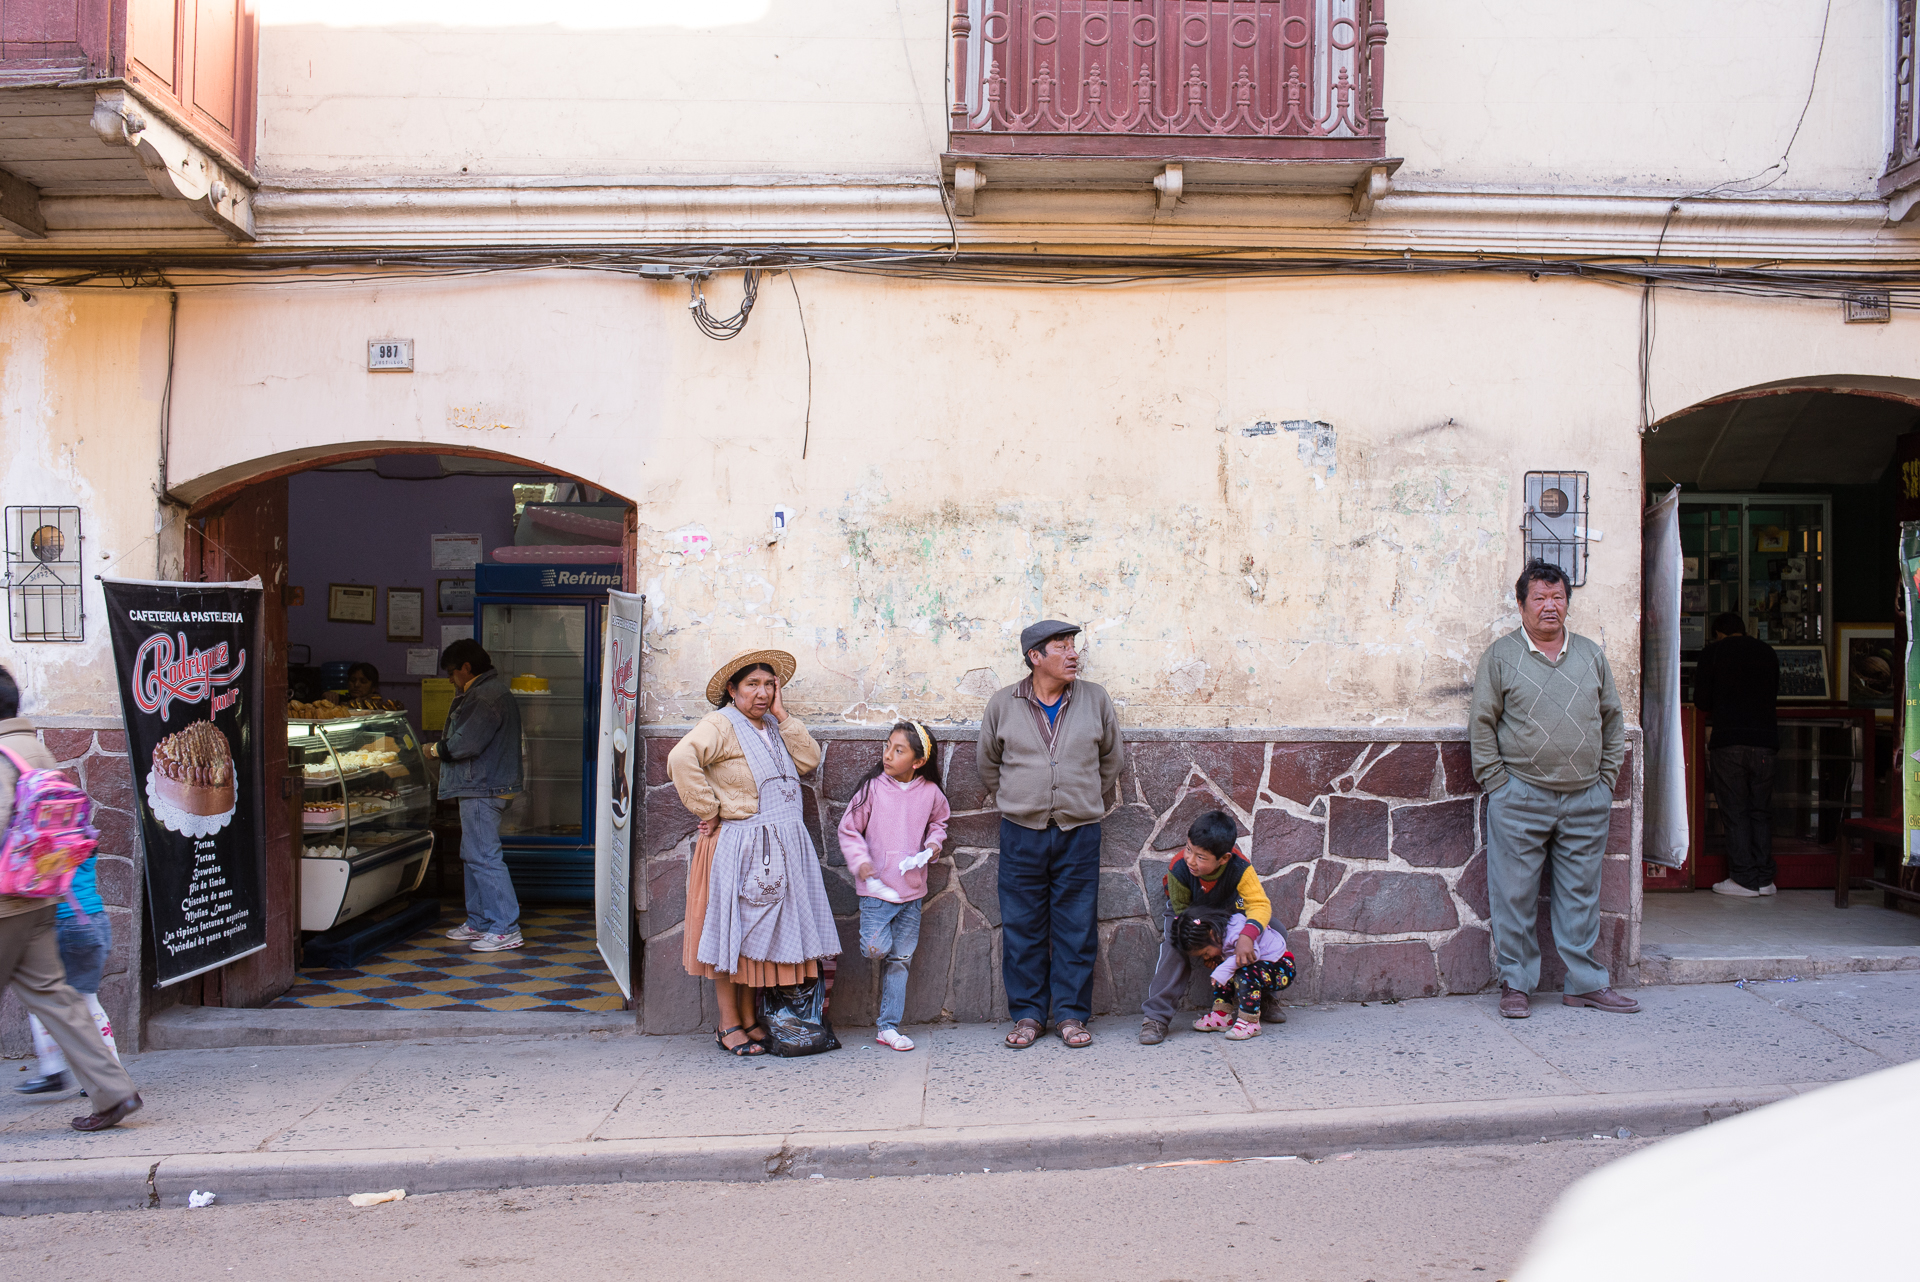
[
  {"left": 5, "top": 506, "right": 84, "bottom": 642},
  {"left": 1522, "top": 472, "right": 1589, "bottom": 588}
]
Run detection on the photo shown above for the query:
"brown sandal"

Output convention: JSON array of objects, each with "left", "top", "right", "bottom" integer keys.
[
  {"left": 1003, "top": 1018, "right": 1043, "bottom": 1049},
  {"left": 1057, "top": 1019, "right": 1093, "bottom": 1048}
]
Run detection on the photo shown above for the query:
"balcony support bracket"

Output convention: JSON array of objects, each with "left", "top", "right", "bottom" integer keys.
[
  {"left": 90, "top": 90, "right": 256, "bottom": 241},
  {"left": 1154, "top": 163, "right": 1183, "bottom": 213},
  {"left": 0, "top": 167, "right": 46, "bottom": 240},
  {"left": 952, "top": 161, "right": 985, "bottom": 217},
  {"left": 1349, "top": 164, "right": 1391, "bottom": 222}
]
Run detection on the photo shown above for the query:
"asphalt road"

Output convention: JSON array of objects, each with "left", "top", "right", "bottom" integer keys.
[{"left": 0, "top": 1136, "right": 1650, "bottom": 1282}]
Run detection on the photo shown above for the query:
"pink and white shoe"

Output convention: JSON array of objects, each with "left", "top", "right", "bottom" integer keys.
[
  {"left": 875, "top": 1028, "right": 914, "bottom": 1052},
  {"left": 1224, "top": 1017, "right": 1262, "bottom": 1041},
  {"left": 1192, "top": 1008, "right": 1232, "bottom": 1032}
]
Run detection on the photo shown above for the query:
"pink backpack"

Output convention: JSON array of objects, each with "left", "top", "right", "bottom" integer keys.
[{"left": 0, "top": 745, "right": 99, "bottom": 900}]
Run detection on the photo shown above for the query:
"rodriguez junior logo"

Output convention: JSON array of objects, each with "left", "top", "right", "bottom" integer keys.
[{"left": 131, "top": 632, "right": 248, "bottom": 721}]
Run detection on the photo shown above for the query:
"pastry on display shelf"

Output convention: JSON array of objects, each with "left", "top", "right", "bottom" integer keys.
[
  {"left": 151, "top": 721, "right": 237, "bottom": 816},
  {"left": 509, "top": 674, "right": 551, "bottom": 693}
]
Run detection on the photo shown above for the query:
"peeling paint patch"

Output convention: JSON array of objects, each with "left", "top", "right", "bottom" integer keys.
[
  {"left": 1284, "top": 419, "right": 1337, "bottom": 487},
  {"left": 955, "top": 667, "right": 999, "bottom": 697}
]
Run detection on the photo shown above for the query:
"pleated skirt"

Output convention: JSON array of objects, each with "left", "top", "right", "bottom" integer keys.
[{"left": 681, "top": 823, "right": 819, "bottom": 986}]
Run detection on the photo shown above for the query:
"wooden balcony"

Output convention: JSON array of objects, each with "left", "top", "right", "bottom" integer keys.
[
  {"left": 0, "top": 0, "right": 257, "bottom": 241},
  {"left": 944, "top": 0, "right": 1396, "bottom": 217}
]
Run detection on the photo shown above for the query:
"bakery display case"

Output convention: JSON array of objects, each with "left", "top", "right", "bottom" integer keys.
[
  {"left": 1676, "top": 493, "right": 1830, "bottom": 702},
  {"left": 291, "top": 711, "right": 434, "bottom": 932}
]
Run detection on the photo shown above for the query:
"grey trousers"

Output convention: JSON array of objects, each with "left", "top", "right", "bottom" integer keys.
[
  {"left": 1141, "top": 916, "right": 1191, "bottom": 1024},
  {"left": 1486, "top": 775, "right": 1613, "bottom": 995},
  {"left": 0, "top": 904, "right": 138, "bottom": 1109}
]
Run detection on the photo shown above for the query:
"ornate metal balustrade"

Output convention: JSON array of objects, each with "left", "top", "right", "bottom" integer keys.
[
  {"left": 948, "top": 0, "right": 1388, "bottom": 160},
  {"left": 1884, "top": 0, "right": 1920, "bottom": 219}
]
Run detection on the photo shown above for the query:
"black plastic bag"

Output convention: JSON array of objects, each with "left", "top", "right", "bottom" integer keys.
[{"left": 755, "top": 977, "right": 841, "bottom": 1058}]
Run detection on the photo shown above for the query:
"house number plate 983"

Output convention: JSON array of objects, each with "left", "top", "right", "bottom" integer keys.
[{"left": 368, "top": 338, "right": 414, "bottom": 371}]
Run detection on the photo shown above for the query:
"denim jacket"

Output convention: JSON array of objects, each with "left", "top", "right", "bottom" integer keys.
[{"left": 437, "top": 669, "right": 523, "bottom": 798}]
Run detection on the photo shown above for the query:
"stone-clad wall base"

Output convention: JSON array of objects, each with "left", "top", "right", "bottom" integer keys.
[
  {"left": 1, "top": 729, "right": 144, "bottom": 1057},
  {"left": 637, "top": 730, "right": 1641, "bottom": 1032}
]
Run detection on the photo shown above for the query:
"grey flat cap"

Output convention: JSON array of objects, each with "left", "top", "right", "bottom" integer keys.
[{"left": 1019, "top": 619, "right": 1081, "bottom": 657}]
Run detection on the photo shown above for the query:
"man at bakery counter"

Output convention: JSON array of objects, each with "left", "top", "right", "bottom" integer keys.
[
  {"left": 424, "top": 639, "right": 525, "bottom": 953},
  {"left": 0, "top": 664, "right": 146, "bottom": 1131}
]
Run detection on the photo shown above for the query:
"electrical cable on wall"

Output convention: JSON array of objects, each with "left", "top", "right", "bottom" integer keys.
[{"left": 688, "top": 267, "right": 759, "bottom": 340}]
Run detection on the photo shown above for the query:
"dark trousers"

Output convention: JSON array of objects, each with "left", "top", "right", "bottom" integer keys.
[
  {"left": 1709, "top": 746, "right": 1776, "bottom": 890},
  {"left": 997, "top": 818, "right": 1101, "bottom": 1025}
]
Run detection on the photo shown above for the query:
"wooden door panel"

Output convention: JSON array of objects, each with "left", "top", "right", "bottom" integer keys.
[
  {"left": 189, "top": 0, "right": 235, "bottom": 129},
  {"left": 191, "top": 477, "right": 296, "bottom": 1008},
  {"left": 126, "top": 0, "right": 177, "bottom": 89}
]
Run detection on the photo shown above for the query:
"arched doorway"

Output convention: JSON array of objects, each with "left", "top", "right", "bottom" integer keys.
[
  {"left": 170, "top": 445, "right": 637, "bottom": 1017},
  {"left": 1641, "top": 377, "right": 1920, "bottom": 965}
]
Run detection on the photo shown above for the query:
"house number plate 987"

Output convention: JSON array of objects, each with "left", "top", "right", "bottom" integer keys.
[{"left": 368, "top": 338, "right": 414, "bottom": 371}]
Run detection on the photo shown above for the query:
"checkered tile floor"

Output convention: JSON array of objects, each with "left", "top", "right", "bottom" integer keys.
[{"left": 272, "top": 904, "right": 627, "bottom": 1013}]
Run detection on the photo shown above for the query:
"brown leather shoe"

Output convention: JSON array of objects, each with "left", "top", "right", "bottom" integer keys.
[
  {"left": 1499, "top": 984, "right": 1530, "bottom": 1019},
  {"left": 1564, "top": 987, "right": 1641, "bottom": 1013},
  {"left": 71, "top": 1092, "right": 142, "bottom": 1132}
]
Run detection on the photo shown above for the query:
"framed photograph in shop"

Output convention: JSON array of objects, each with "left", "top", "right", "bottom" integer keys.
[
  {"left": 1683, "top": 555, "right": 1702, "bottom": 582},
  {"left": 1681, "top": 584, "right": 1708, "bottom": 614},
  {"left": 1775, "top": 645, "right": 1831, "bottom": 701},
  {"left": 327, "top": 583, "right": 376, "bottom": 624},
  {"left": 437, "top": 578, "right": 474, "bottom": 616},
  {"left": 386, "top": 587, "right": 425, "bottom": 642},
  {"left": 1837, "top": 623, "right": 1897, "bottom": 720}
]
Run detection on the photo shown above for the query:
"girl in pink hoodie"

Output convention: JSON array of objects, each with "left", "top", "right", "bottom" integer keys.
[{"left": 837, "top": 720, "right": 951, "bottom": 1051}]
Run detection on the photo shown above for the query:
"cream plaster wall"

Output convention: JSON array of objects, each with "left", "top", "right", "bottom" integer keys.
[
  {"left": 13, "top": 266, "right": 1919, "bottom": 728},
  {"left": 250, "top": 0, "right": 1887, "bottom": 196},
  {"left": 0, "top": 293, "right": 171, "bottom": 721}
]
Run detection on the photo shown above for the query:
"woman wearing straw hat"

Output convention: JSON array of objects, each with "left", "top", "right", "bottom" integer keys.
[{"left": 667, "top": 648, "right": 840, "bottom": 1056}]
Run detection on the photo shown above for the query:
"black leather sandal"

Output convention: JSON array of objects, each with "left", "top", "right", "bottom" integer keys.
[{"left": 716, "top": 1024, "right": 765, "bottom": 1056}]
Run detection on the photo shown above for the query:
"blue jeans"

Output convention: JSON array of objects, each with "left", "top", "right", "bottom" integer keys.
[
  {"left": 55, "top": 910, "right": 112, "bottom": 993},
  {"left": 458, "top": 795, "right": 520, "bottom": 935},
  {"left": 858, "top": 897, "right": 923, "bottom": 1032},
  {"left": 997, "top": 818, "right": 1101, "bottom": 1025}
]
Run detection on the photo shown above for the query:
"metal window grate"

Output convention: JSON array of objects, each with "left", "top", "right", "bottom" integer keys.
[
  {"left": 5, "top": 506, "right": 84, "bottom": 642},
  {"left": 1521, "top": 471, "right": 1589, "bottom": 588}
]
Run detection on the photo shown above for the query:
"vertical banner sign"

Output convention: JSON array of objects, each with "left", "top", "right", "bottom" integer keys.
[
  {"left": 1641, "top": 486, "right": 1688, "bottom": 867},
  {"left": 594, "top": 590, "right": 643, "bottom": 999},
  {"left": 1904, "top": 526, "right": 1920, "bottom": 867},
  {"left": 103, "top": 578, "right": 268, "bottom": 986}
]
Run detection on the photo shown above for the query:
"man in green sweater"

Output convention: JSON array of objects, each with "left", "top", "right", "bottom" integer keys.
[{"left": 1471, "top": 560, "right": 1637, "bottom": 1019}]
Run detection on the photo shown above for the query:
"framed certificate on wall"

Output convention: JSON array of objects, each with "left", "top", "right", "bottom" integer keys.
[
  {"left": 328, "top": 583, "right": 376, "bottom": 624},
  {"left": 386, "top": 587, "right": 425, "bottom": 642},
  {"left": 438, "top": 578, "right": 474, "bottom": 616}
]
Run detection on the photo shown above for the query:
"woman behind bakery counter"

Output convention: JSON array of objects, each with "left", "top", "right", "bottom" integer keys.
[
  {"left": 667, "top": 649, "right": 840, "bottom": 1057},
  {"left": 325, "top": 662, "right": 381, "bottom": 704}
]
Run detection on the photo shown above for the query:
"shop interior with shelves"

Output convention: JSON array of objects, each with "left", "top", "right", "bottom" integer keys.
[
  {"left": 1642, "top": 387, "right": 1920, "bottom": 960},
  {"left": 271, "top": 455, "right": 632, "bottom": 1013}
]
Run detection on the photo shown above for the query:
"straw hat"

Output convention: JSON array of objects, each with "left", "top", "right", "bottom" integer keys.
[{"left": 705, "top": 647, "right": 798, "bottom": 707}]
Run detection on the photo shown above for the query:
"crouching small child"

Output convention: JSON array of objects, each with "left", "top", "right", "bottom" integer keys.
[
  {"left": 1139, "top": 808, "right": 1292, "bottom": 1044},
  {"left": 1175, "top": 908, "right": 1294, "bottom": 1040}
]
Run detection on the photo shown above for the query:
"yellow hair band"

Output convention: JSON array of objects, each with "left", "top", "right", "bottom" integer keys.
[{"left": 908, "top": 720, "right": 932, "bottom": 763}]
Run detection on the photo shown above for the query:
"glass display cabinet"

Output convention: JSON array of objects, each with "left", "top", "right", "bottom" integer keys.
[
  {"left": 1676, "top": 494, "right": 1830, "bottom": 702},
  {"left": 291, "top": 711, "right": 434, "bottom": 932}
]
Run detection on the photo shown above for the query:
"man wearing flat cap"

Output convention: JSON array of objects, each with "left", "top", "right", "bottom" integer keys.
[{"left": 977, "top": 620, "right": 1125, "bottom": 1049}]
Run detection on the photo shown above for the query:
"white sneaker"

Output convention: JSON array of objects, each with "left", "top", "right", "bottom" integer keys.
[
  {"left": 874, "top": 1028, "right": 914, "bottom": 1052},
  {"left": 470, "top": 930, "right": 523, "bottom": 952},
  {"left": 1712, "top": 879, "right": 1762, "bottom": 898},
  {"left": 445, "top": 923, "right": 484, "bottom": 941},
  {"left": 1758, "top": 883, "right": 1778, "bottom": 896}
]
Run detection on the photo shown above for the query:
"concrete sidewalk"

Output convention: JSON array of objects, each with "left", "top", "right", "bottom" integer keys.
[{"left": 5, "top": 971, "right": 1918, "bottom": 1215}]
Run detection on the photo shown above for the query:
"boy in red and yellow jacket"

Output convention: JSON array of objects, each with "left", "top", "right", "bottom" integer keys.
[{"left": 1139, "top": 809, "right": 1277, "bottom": 1045}]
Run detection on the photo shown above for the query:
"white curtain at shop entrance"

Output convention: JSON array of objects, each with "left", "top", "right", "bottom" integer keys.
[{"left": 1641, "top": 486, "right": 1688, "bottom": 867}]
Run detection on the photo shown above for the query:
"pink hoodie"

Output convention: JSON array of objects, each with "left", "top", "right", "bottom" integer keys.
[{"left": 838, "top": 775, "right": 951, "bottom": 902}]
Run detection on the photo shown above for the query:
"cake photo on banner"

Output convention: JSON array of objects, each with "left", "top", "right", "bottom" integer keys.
[{"left": 103, "top": 577, "right": 270, "bottom": 986}]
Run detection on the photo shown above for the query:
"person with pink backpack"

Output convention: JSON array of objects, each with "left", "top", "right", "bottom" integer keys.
[{"left": 0, "top": 665, "right": 144, "bottom": 1131}]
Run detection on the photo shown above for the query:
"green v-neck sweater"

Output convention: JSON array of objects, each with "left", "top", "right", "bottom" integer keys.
[{"left": 1469, "top": 630, "right": 1625, "bottom": 795}]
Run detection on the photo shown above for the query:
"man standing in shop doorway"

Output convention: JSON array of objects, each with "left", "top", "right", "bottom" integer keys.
[
  {"left": 977, "top": 620, "right": 1125, "bottom": 1051},
  {"left": 427, "top": 639, "right": 524, "bottom": 952},
  {"left": 1471, "top": 560, "right": 1637, "bottom": 1019},
  {"left": 1692, "top": 612, "right": 1780, "bottom": 898}
]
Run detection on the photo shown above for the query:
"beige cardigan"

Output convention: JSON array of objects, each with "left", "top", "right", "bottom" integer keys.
[{"left": 666, "top": 710, "right": 822, "bottom": 822}]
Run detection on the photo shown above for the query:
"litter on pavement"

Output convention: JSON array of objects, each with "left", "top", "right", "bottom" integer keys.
[
  {"left": 187, "top": 1191, "right": 215, "bottom": 1208},
  {"left": 347, "top": 1189, "right": 407, "bottom": 1207}
]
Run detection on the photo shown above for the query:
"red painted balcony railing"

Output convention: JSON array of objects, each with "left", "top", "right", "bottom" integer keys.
[{"left": 948, "top": 0, "right": 1388, "bottom": 160}]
